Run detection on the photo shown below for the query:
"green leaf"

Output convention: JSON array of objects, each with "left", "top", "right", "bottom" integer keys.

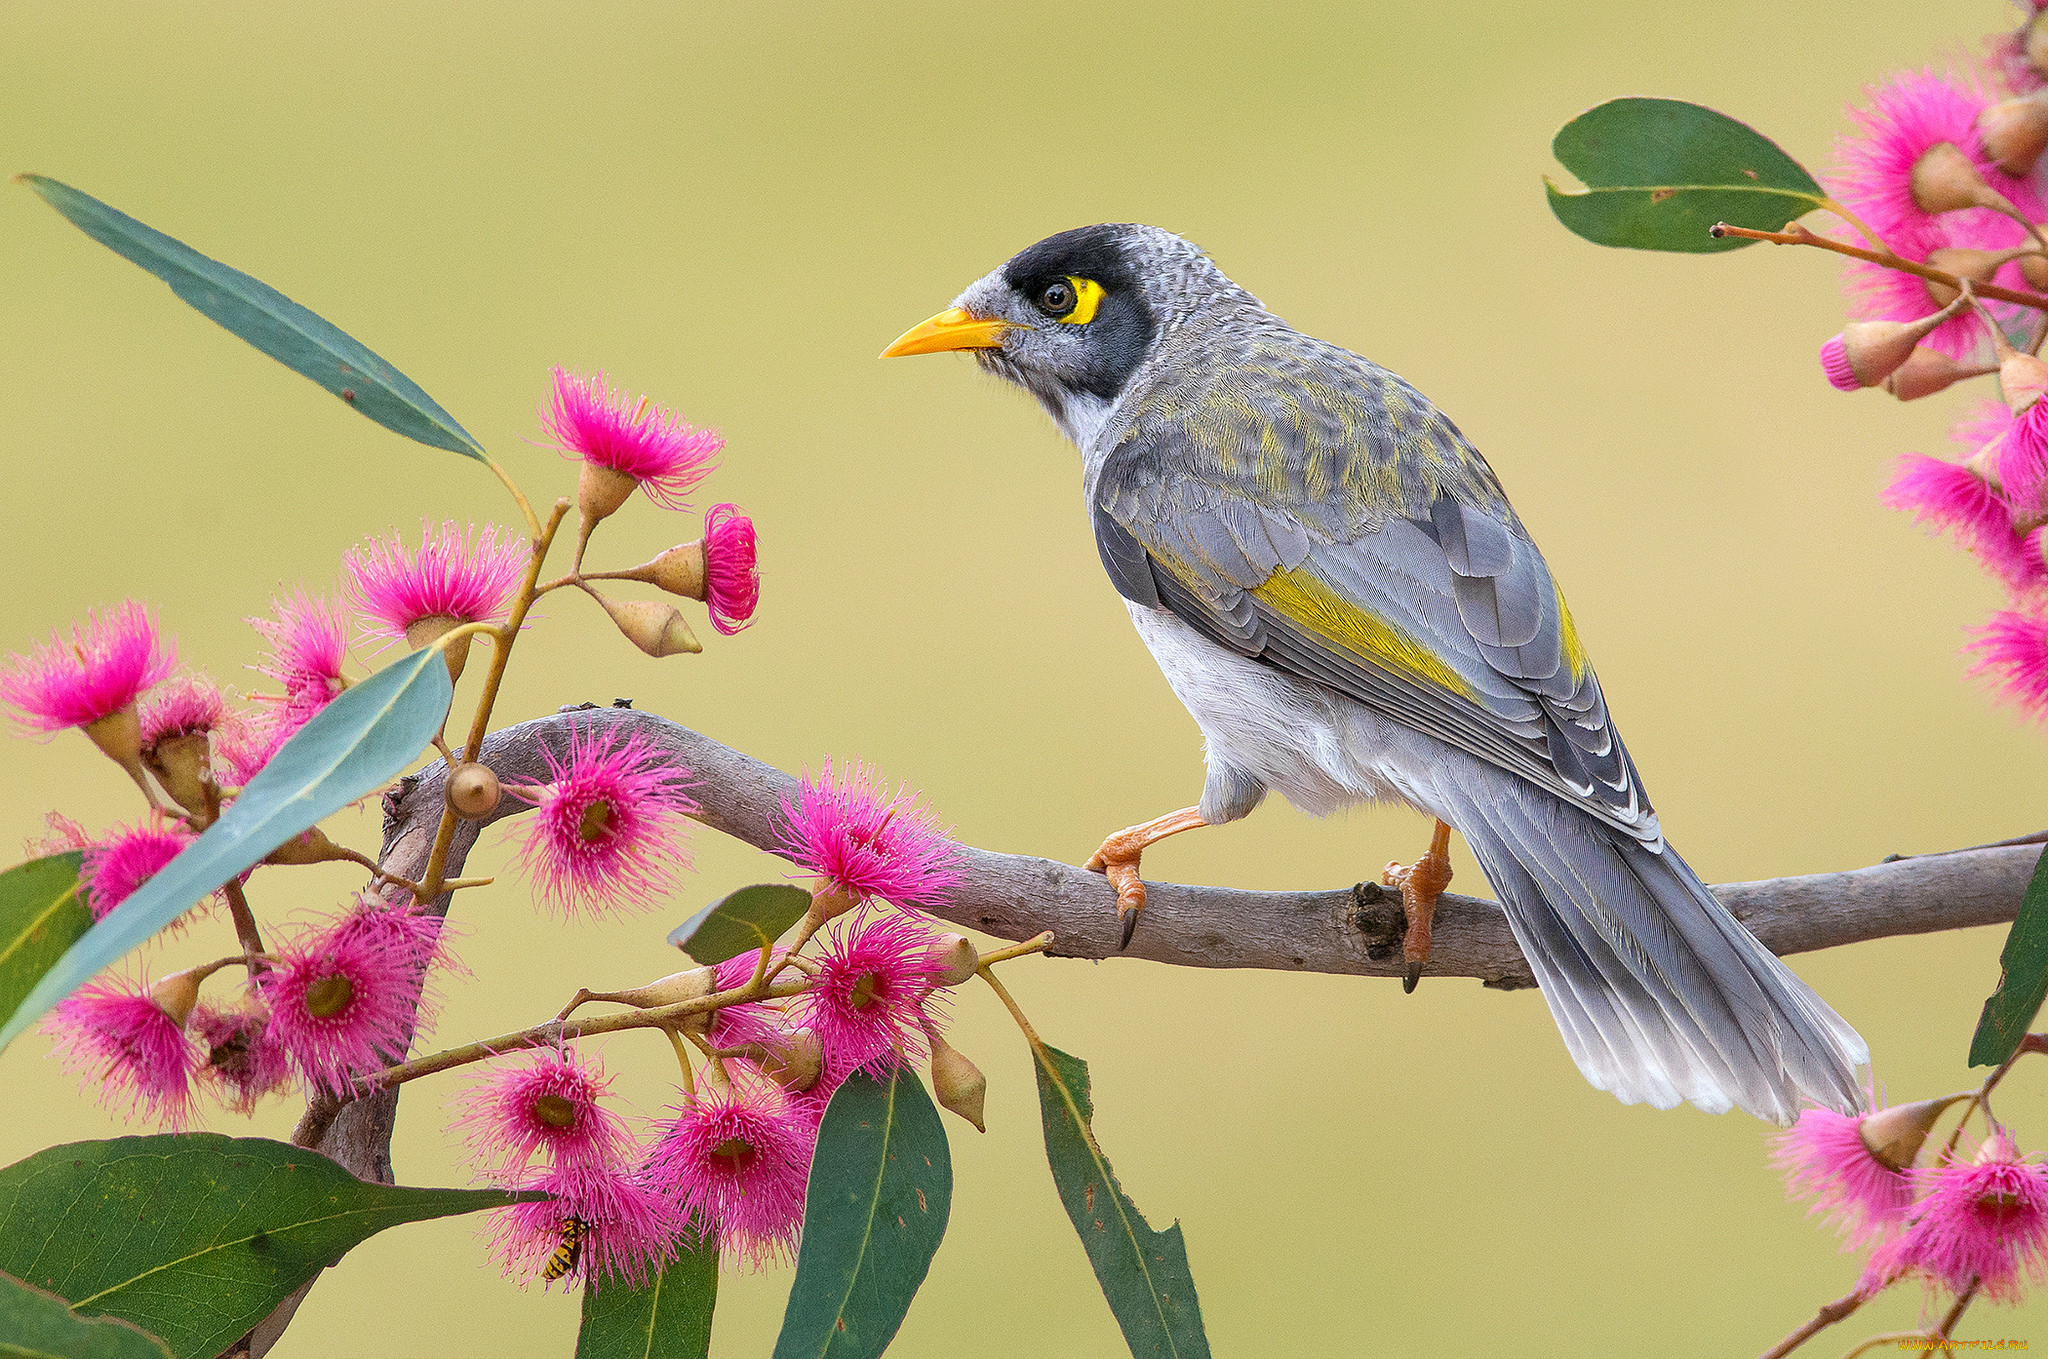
[
  {"left": 0, "top": 854, "right": 89, "bottom": 1032},
  {"left": 1031, "top": 1043, "right": 1209, "bottom": 1359},
  {"left": 0, "top": 1134, "right": 524, "bottom": 1359},
  {"left": 0, "top": 649, "right": 453, "bottom": 1051},
  {"left": 0, "top": 1271, "right": 172, "bottom": 1359},
  {"left": 576, "top": 1242, "right": 718, "bottom": 1359},
  {"left": 1969, "top": 846, "right": 2048, "bottom": 1066},
  {"left": 667, "top": 884, "right": 812, "bottom": 965},
  {"left": 773, "top": 1069, "right": 952, "bottom": 1359},
  {"left": 18, "top": 175, "right": 484, "bottom": 459},
  {"left": 1544, "top": 98, "right": 1826, "bottom": 253}
]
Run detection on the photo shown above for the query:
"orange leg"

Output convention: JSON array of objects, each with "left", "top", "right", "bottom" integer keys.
[
  {"left": 1382, "top": 819, "right": 1455, "bottom": 994},
  {"left": 1085, "top": 806, "right": 1208, "bottom": 949}
]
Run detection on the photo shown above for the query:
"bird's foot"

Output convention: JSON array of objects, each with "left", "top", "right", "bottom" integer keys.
[
  {"left": 1382, "top": 818, "right": 1455, "bottom": 994},
  {"left": 1086, "top": 806, "right": 1207, "bottom": 950}
]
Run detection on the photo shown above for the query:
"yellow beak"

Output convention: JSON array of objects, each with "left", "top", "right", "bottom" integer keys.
[{"left": 880, "top": 307, "right": 1016, "bottom": 358}]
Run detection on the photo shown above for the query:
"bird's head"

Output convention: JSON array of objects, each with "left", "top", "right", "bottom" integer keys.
[{"left": 882, "top": 223, "right": 1248, "bottom": 439}]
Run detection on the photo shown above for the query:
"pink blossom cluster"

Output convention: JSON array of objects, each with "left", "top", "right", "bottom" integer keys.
[
  {"left": 42, "top": 893, "right": 455, "bottom": 1127},
  {"left": 460, "top": 908, "right": 958, "bottom": 1284},
  {"left": 1776, "top": 1101, "right": 2048, "bottom": 1306},
  {"left": 1819, "top": 27, "right": 2048, "bottom": 719}
]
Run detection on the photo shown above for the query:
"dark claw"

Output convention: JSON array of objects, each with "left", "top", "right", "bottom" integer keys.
[
  {"left": 1403, "top": 963, "right": 1422, "bottom": 994},
  {"left": 1118, "top": 909, "right": 1139, "bottom": 951}
]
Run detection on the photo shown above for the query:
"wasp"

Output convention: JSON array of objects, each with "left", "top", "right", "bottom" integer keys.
[{"left": 542, "top": 1215, "right": 590, "bottom": 1281}]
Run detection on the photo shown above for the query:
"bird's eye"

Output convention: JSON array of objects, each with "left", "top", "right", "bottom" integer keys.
[{"left": 1038, "top": 280, "right": 1076, "bottom": 317}]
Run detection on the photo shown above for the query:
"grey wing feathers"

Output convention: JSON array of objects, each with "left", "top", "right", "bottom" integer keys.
[{"left": 1094, "top": 468, "right": 1661, "bottom": 846}]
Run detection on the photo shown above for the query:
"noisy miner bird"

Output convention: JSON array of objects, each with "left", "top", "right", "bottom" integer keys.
[{"left": 882, "top": 224, "right": 1867, "bottom": 1123}]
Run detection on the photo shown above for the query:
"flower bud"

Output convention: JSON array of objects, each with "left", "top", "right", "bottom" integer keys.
[
  {"left": 445, "top": 761, "right": 502, "bottom": 819},
  {"left": 404, "top": 613, "right": 471, "bottom": 684},
  {"left": 1819, "top": 296, "right": 1972, "bottom": 390},
  {"left": 930, "top": 1036, "right": 986, "bottom": 1132},
  {"left": 1977, "top": 311, "right": 2048, "bottom": 417},
  {"left": 1858, "top": 1093, "right": 1972, "bottom": 1172},
  {"left": 2029, "top": 15, "right": 2048, "bottom": 82},
  {"left": 602, "top": 966, "right": 717, "bottom": 1010},
  {"left": 1885, "top": 348, "right": 2000, "bottom": 401},
  {"left": 577, "top": 462, "right": 639, "bottom": 527},
  {"left": 753, "top": 1027, "right": 824, "bottom": 1093},
  {"left": 82, "top": 705, "right": 147, "bottom": 784},
  {"left": 597, "top": 596, "right": 702, "bottom": 657},
  {"left": 263, "top": 824, "right": 350, "bottom": 867},
  {"left": 2023, "top": 251, "right": 2048, "bottom": 293},
  {"left": 644, "top": 542, "right": 709, "bottom": 602},
  {"left": 929, "top": 933, "right": 978, "bottom": 986},
  {"left": 143, "top": 732, "right": 214, "bottom": 817},
  {"left": 1981, "top": 96, "right": 2048, "bottom": 177},
  {"left": 1923, "top": 247, "right": 2025, "bottom": 307},
  {"left": 147, "top": 965, "right": 210, "bottom": 1029},
  {"left": 1911, "top": 141, "right": 2017, "bottom": 217},
  {"left": 805, "top": 883, "right": 861, "bottom": 927}
]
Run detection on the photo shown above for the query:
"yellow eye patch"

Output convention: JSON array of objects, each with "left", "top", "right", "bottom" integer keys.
[{"left": 1061, "top": 276, "right": 1106, "bottom": 325}]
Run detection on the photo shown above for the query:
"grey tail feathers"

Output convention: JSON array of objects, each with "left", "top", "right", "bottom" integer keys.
[{"left": 1438, "top": 778, "right": 1868, "bottom": 1125}]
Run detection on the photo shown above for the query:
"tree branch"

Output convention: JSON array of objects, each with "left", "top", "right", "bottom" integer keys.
[
  {"left": 447, "top": 705, "right": 2040, "bottom": 989},
  {"left": 240, "top": 701, "right": 2040, "bottom": 1356}
]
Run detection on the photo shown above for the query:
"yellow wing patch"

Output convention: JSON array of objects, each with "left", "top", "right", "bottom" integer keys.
[
  {"left": 1252, "top": 567, "right": 1472, "bottom": 697},
  {"left": 1554, "top": 581, "right": 1588, "bottom": 682}
]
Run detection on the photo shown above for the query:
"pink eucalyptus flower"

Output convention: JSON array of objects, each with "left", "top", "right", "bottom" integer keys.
[
  {"left": 644, "top": 1074, "right": 814, "bottom": 1268},
  {"left": 1832, "top": 70, "right": 2040, "bottom": 249},
  {"left": 137, "top": 673, "right": 226, "bottom": 752},
  {"left": 259, "top": 913, "right": 424, "bottom": 1095},
  {"left": 1997, "top": 401, "right": 2048, "bottom": 514},
  {"left": 774, "top": 760, "right": 962, "bottom": 913},
  {"left": 0, "top": 601, "right": 174, "bottom": 736},
  {"left": 191, "top": 1001, "right": 292, "bottom": 1114},
  {"left": 701, "top": 504, "right": 760, "bottom": 634},
  {"left": 508, "top": 723, "right": 697, "bottom": 919},
  {"left": 343, "top": 521, "right": 527, "bottom": 647},
  {"left": 327, "top": 893, "right": 457, "bottom": 976},
  {"left": 794, "top": 909, "right": 946, "bottom": 1077},
  {"left": 249, "top": 588, "right": 350, "bottom": 736},
  {"left": 1773, "top": 1106, "right": 1918, "bottom": 1248},
  {"left": 1865, "top": 1132, "right": 2048, "bottom": 1303},
  {"left": 546, "top": 367, "right": 722, "bottom": 509},
  {"left": 43, "top": 974, "right": 200, "bottom": 1129},
  {"left": 1967, "top": 608, "right": 2048, "bottom": 717},
  {"left": 488, "top": 1160, "right": 678, "bottom": 1289},
  {"left": 1883, "top": 453, "right": 2042, "bottom": 590},
  {"left": 81, "top": 818, "right": 196, "bottom": 922},
  {"left": 453, "top": 1047, "right": 637, "bottom": 1176}
]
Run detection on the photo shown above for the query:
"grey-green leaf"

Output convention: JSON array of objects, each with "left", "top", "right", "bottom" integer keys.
[
  {"left": 576, "top": 1242, "right": 718, "bottom": 1359},
  {"left": 1544, "top": 98, "right": 1827, "bottom": 252},
  {"left": 0, "top": 1135, "right": 524, "bottom": 1359},
  {"left": 667, "top": 884, "right": 812, "bottom": 965},
  {"left": 0, "top": 854, "right": 89, "bottom": 1032},
  {"left": 773, "top": 1069, "right": 952, "bottom": 1359},
  {"left": 0, "top": 1271, "right": 172, "bottom": 1359},
  {"left": 0, "top": 649, "right": 453, "bottom": 1051},
  {"left": 19, "top": 175, "right": 484, "bottom": 459},
  {"left": 1969, "top": 846, "right": 2048, "bottom": 1066},
  {"left": 1032, "top": 1042, "right": 1209, "bottom": 1359}
]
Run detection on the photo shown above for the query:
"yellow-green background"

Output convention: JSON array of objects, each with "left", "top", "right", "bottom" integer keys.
[{"left": 3, "top": 1, "right": 2044, "bottom": 1353}]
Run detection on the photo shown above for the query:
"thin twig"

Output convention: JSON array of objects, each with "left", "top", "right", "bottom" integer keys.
[
  {"left": 220, "top": 879, "right": 267, "bottom": 973},
  {"left": 1711, "top": 221, "right": 2048, "bottom": 311},
  {"left": 1756, "top": 1287, "right": 1867, "bottom": 1359}
]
